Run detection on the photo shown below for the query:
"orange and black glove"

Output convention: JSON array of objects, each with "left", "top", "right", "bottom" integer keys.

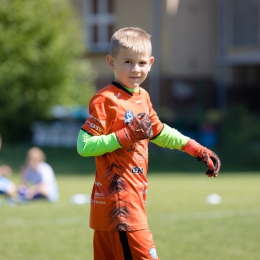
[
  {"left": 115, "top": 113, "right": 153, "bottom": 151},
  {"left": 181, "top": 139, "right": 221, "bottom": 177}
]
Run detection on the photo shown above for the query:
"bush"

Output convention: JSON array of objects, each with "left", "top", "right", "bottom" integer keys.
[
  {"left": 219, "top": 105, "right": 260, "bottom": 149},
  {"left": 0, "top": 0, "right": 96, "bottom": 141}
]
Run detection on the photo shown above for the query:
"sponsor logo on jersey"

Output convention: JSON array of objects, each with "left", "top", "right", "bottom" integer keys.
[
  {"left": 91, "top": 199, "right": 106, "bottom": 204},
  {"left": 86, "top": 120, "right": 102, "bottom": 133},
  {"left": 140, "top": 188, "right": 147, "bottom": 194},
  {"left": 89, "top": 114, "right": 105, "bottom": 127},
  {"left": 95, "top": 182, "right": 102, "bottom": 186},
  {"left": 82, "top": 133, "right": 89, "bottom": 142},
  {"left": 94, "top": 192, "right": 104, "bottom": 197},
  {"left": 134, "top": 144, "right": 148, "bottom": 163},
  {"left": 113, "top": 92, "right": 121, "bottom": 100},
  {"left": 136, "top": 100, "right": 141, "bottom": 105},
  {"left": 149, "top": 248, "right": 157, "bottom": 259},
  {"left": 131, "top": 166, "right": 144, "bottom": 174}
]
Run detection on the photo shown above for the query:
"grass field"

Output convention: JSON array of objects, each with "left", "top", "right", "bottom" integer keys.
[{"left": 1, "top": 172, "right": 260, "bottom": 260}]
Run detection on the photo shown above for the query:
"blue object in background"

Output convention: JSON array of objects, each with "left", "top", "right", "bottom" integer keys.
[{"left": 198, "top": 124, "right": 218, "bottom": 148}]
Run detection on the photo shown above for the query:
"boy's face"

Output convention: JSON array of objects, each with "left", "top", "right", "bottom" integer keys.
[
  {"left": 26, "top": 154, "right": 41, "bottom": 170},
  {"left": 107, "top": 47, "right": 154, "bottom": 89}
]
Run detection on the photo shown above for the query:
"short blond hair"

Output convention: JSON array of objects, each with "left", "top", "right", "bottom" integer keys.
[
  {"left": 110, "top": 27, "right": 152, "bottom": 57},
  {"left": 27, "top": 147, "right": 46, "bottom": 162}
]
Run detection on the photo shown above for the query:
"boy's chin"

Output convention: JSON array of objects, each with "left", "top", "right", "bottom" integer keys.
[{"left": 127, "top": 82, "right": 141, "bottom": 89}]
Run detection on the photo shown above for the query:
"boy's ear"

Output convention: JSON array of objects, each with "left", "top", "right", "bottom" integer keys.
[
  {"left": 148, "top": 56, "right": 155, "bottom": 71},
  {"left": 106, "top": 55, "right": 115, "bottom": 71}
]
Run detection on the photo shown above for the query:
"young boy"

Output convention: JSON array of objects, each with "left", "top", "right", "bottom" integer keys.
[{"left": 77, "top": 27, "right": 220, "bottom": 260}]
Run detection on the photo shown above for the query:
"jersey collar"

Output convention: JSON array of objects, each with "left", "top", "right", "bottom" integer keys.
[{"left": 111, "top": 81, "right": 138, "bottom": 96}]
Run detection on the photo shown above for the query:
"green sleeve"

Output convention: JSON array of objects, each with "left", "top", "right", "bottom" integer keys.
[
  {"left": 77, "top": 129, "right": 121, "bottom": 157},
  {"left": 150, "top": 124, "right": 190, "bottom": 150}
]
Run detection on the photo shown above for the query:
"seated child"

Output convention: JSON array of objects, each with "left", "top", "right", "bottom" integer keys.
[
  {"left": 18, "top": 147, "right": 59, "bottom": 202},
  {"left": 0, "top": 134, "right": 17, "bottom": 205}
]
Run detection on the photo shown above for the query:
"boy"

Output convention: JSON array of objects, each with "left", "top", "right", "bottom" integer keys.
[{"left": 77, "top": 27, "right": 220, "bottom": 260}]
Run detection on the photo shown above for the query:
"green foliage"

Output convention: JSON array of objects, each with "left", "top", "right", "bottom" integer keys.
[
  {"left": 219, "top": 105, "right": 260, "bottom": 149},
  {"left": 0, "top": 0, "right": 96, "bottom": 141}
]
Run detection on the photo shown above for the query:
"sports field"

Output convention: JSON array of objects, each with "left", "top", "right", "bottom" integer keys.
[{"left": 1, "top": 172, "right": 260, "bottom": 260}]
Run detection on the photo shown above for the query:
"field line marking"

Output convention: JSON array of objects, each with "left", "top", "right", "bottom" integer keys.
[
  {"left": 165, "top": 207, "right": 260, "bottom": 221},
  {"left": 4, "top": 207, "right": 260, "bottom": 226},
  {"left": 5, "top": 216, "right": 88, "bottom": 227}
]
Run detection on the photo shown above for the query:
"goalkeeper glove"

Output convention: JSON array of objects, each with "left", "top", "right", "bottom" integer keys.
[
  {"left": 115, "top": 113, "right": 153, "bottom": 151},
  {"left": 181, "top": 139, "right": 221, "bottom": 177}
]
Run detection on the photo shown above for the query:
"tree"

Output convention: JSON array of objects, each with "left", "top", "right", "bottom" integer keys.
[{"left": 0, "top": 0, "right": 96, "bottom": 141}]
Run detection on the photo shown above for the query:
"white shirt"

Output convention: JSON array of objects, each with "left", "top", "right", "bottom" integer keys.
[{"left": 24, "top": 161, "right": 59, "bottom": 202}]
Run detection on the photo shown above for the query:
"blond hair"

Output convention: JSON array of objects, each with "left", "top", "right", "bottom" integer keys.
[
  {"left": 27, "top": 147, "right": 46, "bottom": 162},
  {"left": 110, "top": 27, "right": 152, "bottom": 57}
]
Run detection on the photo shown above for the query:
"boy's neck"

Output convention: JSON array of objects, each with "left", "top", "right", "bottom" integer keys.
[{"left": 124, "top": 85, "right": 139, "bottom": 93}]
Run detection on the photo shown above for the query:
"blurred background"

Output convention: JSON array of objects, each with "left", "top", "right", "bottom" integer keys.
[
  {"left": 1, "top": 1, "right": 260, "bottom": 259},
  {"left": 1, "top": 0, "right": 260, "bottom": 173}
]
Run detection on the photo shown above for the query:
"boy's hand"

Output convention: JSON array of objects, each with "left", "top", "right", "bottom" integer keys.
[
  {"left": 116, "top": 113, "right": 153, "bottom": 151},
  {"left": 197, "top": 148, "right": 221, "bottom": 177},
  {"left": 181, "top": 139, "right": 221, "bottom": 177},
  {"left": 128, "top": 113, "right": 153, "bottom": 140}
]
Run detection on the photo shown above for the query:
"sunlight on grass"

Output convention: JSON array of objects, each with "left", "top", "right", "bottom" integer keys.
[{"left": 1, "top": 173, "right": 260, "bottom": 259}]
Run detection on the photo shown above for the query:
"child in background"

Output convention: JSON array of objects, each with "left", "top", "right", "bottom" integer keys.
[
  {"left": 18, "top": 147, "right": 59, "bottom": 203},
  {"left": 77, "top": 27, "right": 221, "bottom": 260},
  {"left": 0, "top": 135, "right": 17, "bottom": 203}
]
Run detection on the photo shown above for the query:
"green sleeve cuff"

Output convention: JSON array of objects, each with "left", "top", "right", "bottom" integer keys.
[
  {"left": 150, "top": 124, "right": 190, "bottom": 150},
  {"left": 77, "top": 129, "right": 121, "bottom": 157}
]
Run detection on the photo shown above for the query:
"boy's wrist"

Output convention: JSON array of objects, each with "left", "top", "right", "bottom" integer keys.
[{"left": 115, "top": 127, "right": 135, "bottom": 152}]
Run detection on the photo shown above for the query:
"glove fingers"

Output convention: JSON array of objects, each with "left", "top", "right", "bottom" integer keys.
[
  {"left": 205, "top": 169, "right": 215, "bottom": 177},
  {"left": 206, "top": 157, "right": 215, "bottom": 171},
  {"left": 205, "top": 154, "right": 221, "bottom": 177},
  {"left": 128, "top": 113, "right": 152, "bottom": 140},
  {"left": 210, "top": 153, "right": 221, "bottom": 174},
  {"left": 136, "top": 112, "right": 145, "bottom": 120},
  {"left": 198, "top": 149, "right": 221, "bottom": 177}
]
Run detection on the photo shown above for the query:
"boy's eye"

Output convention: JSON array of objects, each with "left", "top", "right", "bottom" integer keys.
[{"left": 125, "top": 61, "right": 131, "bottom": 64}]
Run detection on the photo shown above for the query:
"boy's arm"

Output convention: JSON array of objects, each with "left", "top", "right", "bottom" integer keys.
[
  {"left": 150, "top": 123, "right": 190, "bottom": 149},
  {"left": 78, "top": 112, "right": 153, "bottom": 157},
  {"left": 150, "top": 124, "right": 221, "bottom": 177},
  {"left": 77, "top": 129, "right": 121, "bottom": 157}
]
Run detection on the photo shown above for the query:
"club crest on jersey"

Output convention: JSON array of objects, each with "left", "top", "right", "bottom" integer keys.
[{"left": 124, "top": 110, "right": 134, "bottom": 124}]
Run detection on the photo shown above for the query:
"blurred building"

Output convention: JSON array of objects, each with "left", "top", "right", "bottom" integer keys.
[{"left": 71, "top": 0, "right": 260, "bottom": 116}]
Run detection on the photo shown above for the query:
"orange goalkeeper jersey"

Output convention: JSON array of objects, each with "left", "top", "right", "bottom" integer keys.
[{"left": 81, "top": 81, "right": 164, "bottom": 232}]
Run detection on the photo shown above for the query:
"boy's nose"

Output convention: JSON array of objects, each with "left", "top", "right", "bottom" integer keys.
[{"left": 131, "top": 64, "right": 140, "bottom": 72}]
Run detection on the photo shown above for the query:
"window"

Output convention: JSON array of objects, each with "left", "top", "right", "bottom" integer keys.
[
  {"left": 83, "top": 0, "right": 115, "bottom": 52},
  {"left": 229, "top": 0, "right": 260, "bottom": 47},
  {"left": 232, "top": 65, "right": 260, "bottom": 85}
]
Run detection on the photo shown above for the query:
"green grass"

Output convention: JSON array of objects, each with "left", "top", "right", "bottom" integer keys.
[
  {"left": 2, "top": 141, "right": 260, "bottom": 174},
  {"left": 1, "top": 172, "right": 260, "bottom": 260}
]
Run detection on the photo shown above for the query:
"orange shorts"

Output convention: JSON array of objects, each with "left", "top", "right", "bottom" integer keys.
[{"left": 93, "top": 229, "right": 160, "bottom": 260}]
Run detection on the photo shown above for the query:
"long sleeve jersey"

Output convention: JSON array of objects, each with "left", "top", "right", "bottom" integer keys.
[{"left": 77, "top": 81, "right": 189, "bottom": 232}]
